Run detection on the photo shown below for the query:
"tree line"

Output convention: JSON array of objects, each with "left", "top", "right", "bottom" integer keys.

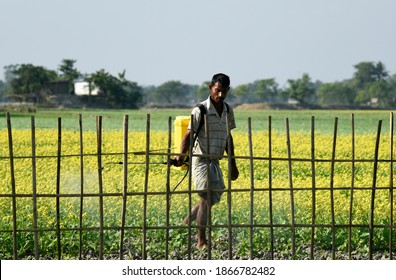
[{"left": 1, "top": 59, "right": 395, "bottom": 109}]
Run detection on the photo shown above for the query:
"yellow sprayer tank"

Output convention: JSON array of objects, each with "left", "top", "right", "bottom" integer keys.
[{"left": 174, "top": 116, "right": 190, "bottom": 170}]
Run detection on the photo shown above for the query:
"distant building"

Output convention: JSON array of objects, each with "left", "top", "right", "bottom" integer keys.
[
  {"left": 43, "top": 80, "right": 70, "bottom": 95},
  {"left": 74, "top": 81, "right": 100, "bottom": 96}
]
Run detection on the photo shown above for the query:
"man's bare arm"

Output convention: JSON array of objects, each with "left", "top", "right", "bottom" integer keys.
[
  {"left": 175, "top": 129, "right": 191, "bottom": 165},
  {"left": 226, "top": 133, "right": 239, "bottom": 180}
]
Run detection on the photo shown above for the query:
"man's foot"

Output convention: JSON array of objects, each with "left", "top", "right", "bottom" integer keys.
[{"left": 195, "top": 242, "right": 208, "bottom": 250}]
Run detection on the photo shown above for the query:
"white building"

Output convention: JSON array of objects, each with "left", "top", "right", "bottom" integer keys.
[{"left": 74, "top": 81, "right": 100, "bottom": 96}]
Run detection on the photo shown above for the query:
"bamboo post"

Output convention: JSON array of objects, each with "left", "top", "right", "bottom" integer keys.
[
  {"left": 187, "top": 114, "right": 194, "bottom": 260},
  {"left": 204, "top": 113, "right": 212, "bottom": 259},
  {"left": 96, "top": 116, "right": 104, "bottom": 259},
  {"left": 119, "top": 115, "right": 129, "bottom": 259},
  {"left": 310, "top": 116, "right": 316, "bottom": 260},
  {"left": 226, "top": 113, "right": 233, "bottom": 259},
  {"left": 226, "top": 114, "right": 233, "bottom": 260},
  {"left": 268, "top": 116, "right": 274, "bottom": 259},
  {"left": 6, "top": 113, "right": 17, "bottom": 260},
  {"left": 165, "top": 116, "right": 172, "bottom": 259},
  {"left": 142, "top": 114, "right": 150, "bottom": 260},
  {"left": 56, "top": 117, "right": 62, "bottom": 260},
  {"left": 349, "top": 114, "right": 356, "bottom": 259},
  {"left": 31, "top": 116, "right": 39, "bottom": 259},
  {"left": 248, "top": 117, "right": 255, "bottom": 260},
  {"left": 369, "top": 120, "right": 382, "bottom": 259},
  {"left": 330, "top": 117, "right": 338, "bottom": 260},
  {"left": 78, "top": 114, "right": 84, "bottom": 260},
  {"left": 389, "top": 112, "right": 394, "bottom": 260},
  {"left": 285, "top": 118, "right": 296, "bottom": 256}
]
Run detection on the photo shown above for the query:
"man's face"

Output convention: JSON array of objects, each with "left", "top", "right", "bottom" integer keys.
[{"left": 209, "top": 82, "right": 229, "bottom": 104}]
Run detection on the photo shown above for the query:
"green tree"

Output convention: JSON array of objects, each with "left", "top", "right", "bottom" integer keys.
[
  {"left": 0, "top": 80, "right": 5, "bottom": 99},
  {"left": 58, "top": 59, "right": 80, "bottom": 80},
  {"left": 154, "top": 81, "right": 189, "bottom": 105},
  {"left": 387, "top": 74, "right": 396, "bottom": 92},
  {"left": 251, "top": 78, "right": 278, "bottom": 102},
  {"left": 387, "top": 74, "right": 396, "bottom": 106},
  {"left": 86, "top": 69, "right": 142, "bottom": 108},
  {"left": 9, "top": 64, "right": 58, "bottom": 95},
  {"left": 353, "top": 61, "right": 391, "bottom": 107},
  {"left": 353, "top": 61, "right": 388, "bottom": 89},
  {"left": 372, "top": 61, "right": 389, "bottom": 81},
  {"left": 85, "top": 69, "right": 109, "bottom": 96},
  {"left": 231, "top": 84, "right": 249, "bottom": 103},
  {"left": 355, "top": 80, "right": 394, "bottom": 108},
  {"left": 353, "top": 62, "right": 376, "bottom": 88},
  {"left": 186, "top": 84, "right": 199, "bottom": 103},
  {"left": 58, "top": 59, "right": 81, "bottom": 93},
  {"left": 368, "top": 81, "right": 393, "bottom": 108},
  {"left": 197, "top": 81, "right": 210, "bottom": 101},
  {"left": 143, "top": 83, "right": 197, "bottom": 107},
  {"left": 142, "top": 85, "right": 156, "bottom": 104},
  {"left": 3, "top": 65, "right": 18, "bottom": 84},
  {"left": 317, "top": 82, "right": 355, "bottom": 106},
  {"left": 2, "top": 65, "right": 16, "bottom": 96},
  {"left": 285, "top": 73, "right": 315, "bottom": 106}
]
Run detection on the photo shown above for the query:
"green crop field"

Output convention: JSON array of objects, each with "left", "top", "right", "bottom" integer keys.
[
  {"left": 0, "top": 109, "right": 395, "bottom": 260},
  {"left": 1, "top": 108, "right": 394, "bottom": 134}
]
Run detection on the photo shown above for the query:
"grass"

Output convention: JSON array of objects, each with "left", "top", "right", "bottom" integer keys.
[{"left": 1, "top": 108, "right": 394, "bottom": 134}]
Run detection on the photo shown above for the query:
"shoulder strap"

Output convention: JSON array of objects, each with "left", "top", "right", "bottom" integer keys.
[
  {"left": 195, "top": 103, "right": 206, "bottom": 137},
  {"left": 224, "top": 102, "right": 229, "bottom": 112},
  {"left": 195, "top": 102, "right": 229, "bottom": 136}
]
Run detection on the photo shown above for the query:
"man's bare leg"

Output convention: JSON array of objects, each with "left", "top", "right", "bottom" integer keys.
[
  {"left": 196, "top": 198, "right": 209, "bottom": 249},
  {"left": 182, "top": 203, "right": 200, "bottom": 224}
]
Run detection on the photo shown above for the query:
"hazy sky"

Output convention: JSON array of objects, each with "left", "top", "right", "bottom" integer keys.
[{"left": 1, "top": 0, "right": 395, "bottom": 87}]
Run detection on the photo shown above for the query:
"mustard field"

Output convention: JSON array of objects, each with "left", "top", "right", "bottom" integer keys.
[{"left": 0, "top": 125, "right": 395, "bottom": 259}]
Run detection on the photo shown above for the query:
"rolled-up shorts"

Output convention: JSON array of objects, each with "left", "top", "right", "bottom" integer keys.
[{"left": 192, "top": 157, "right": 225, "bottom": 205}]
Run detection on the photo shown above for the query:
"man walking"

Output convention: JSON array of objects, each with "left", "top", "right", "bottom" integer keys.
[{"left": 175, "top": 73, "right": 239, "bottom": 249}]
